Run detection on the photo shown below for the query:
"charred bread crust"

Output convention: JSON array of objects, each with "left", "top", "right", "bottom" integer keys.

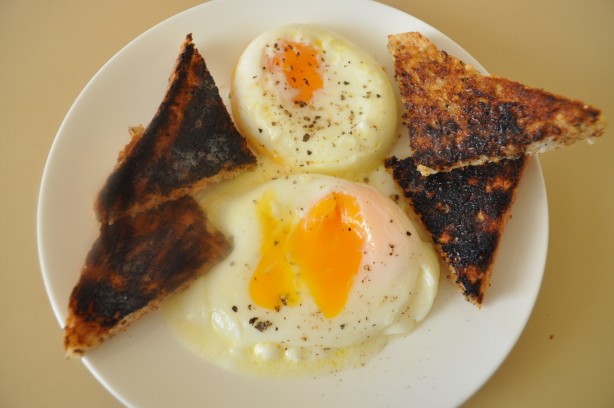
[
  {"left": 96, "top": 34, "right": 256, "bottom": 224},
  {"left": 385, "top": 155, "right": 528, "bottom": 305},
  {"left": 64, "top": 196, "right": 231, "bottom": 357},
  {"left": 387, "top": 32, "right": 606, "bottom": 175}
]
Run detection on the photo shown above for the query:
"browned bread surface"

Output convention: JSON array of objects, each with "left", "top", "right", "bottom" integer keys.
[
  {"left": 388, "top": 32, "right": 605, "bottom": 175},
  {"left": 385, "top": 155, "right": 527, "bottom": 305},
  {"left": 96, "top": 34, "right": 256, "bottom": 224},
  {"left": 64, "top": 196, "right": 231, "bottom": 357}
]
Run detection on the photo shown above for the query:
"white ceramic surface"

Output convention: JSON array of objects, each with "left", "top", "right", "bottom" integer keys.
[{"left": 37, "top": 1, "right": 548, "bottom": 407}]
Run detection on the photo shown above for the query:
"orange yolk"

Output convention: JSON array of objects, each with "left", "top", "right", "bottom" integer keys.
[
  {"left": 270, "top": 41, "right": 324, "bottom": 104},
  {"left": 249, "top": 192, "right": 366, "bottom": 318},
  {"left": 289, "top": 192, "right": 366, "bottom": 318},
  {"left": 249, "top": 191, "right": 300, "bottom": 311}
]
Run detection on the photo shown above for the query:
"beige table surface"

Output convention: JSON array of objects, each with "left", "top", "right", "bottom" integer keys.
[{"left": 2, "top": 0, "right": 613, "bottom": 407}]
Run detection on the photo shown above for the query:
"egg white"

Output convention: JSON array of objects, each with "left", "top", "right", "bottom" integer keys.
[
  {"left": 162, "top": 173, "right": 439, "bottom": 377},
  {"left": 231, "top": 24, "right": 399, "bottom": 175},
  {"left": 162, "top": 24, "right": 439, "bottom": 378}
]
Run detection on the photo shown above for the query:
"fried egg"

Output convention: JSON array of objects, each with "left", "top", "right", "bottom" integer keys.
[
  {"left": 163, "top": 174, "right": 439, "bottom": 376},
  {"left": 231, "top": 24, "right": 399, "bottom": 175}
]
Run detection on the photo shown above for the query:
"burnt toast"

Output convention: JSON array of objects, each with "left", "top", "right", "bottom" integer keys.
[
  {"left": 95, "top": 34, "right": 256, "bottom": 224},
  {"left": 64, "top": 196, "right": 230, "bottom": 357},
  {"left": 65, "top": 35, "right": 254, "bottom": 356},
  {"left": 388, "top": 32, "right": 605, "bottom": 176},
  {"left": 385, "top": 156, "right": 527, "bottom": 305}
]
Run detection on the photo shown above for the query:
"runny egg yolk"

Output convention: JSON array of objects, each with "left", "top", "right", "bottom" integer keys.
[
  {"left": 270, "top": 41, "right": 324, "bottom": 104},
  {"left": 249, "top": 191, "right": 366, "bottom": 318}
]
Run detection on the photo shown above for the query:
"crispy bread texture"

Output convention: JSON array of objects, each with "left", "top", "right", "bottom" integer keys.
[
  {"left": 64, "top": 196, "right": 231, "bottom": 357},
  {"left": 385, "top": 156, "right": 527, "bottom": 306},
  {"left": 388, "top": 32, "right": 606, "bottom": 175},
  {"left": 96, "top": 34, "right": 256, "bottom": 224}
]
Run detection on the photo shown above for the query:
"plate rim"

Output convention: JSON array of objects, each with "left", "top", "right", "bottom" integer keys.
[{"left": 36, "top": 0, "right": 549, "bottom": 407}]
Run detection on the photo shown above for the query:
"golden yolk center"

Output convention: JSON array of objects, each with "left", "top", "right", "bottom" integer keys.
[
  {"left": 289, "top": 192, "right": 366, "bottom": 318},
  {"left": 270, "top": 41, "right": 324, "bottom": 104},
  {"left": 249, "top": 191, "right": 366, "bottom": 318}
]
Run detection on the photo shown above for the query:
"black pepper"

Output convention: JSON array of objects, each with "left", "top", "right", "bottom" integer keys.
[{"left": 254, "top": 320, "right": 272, "bottom": 332}]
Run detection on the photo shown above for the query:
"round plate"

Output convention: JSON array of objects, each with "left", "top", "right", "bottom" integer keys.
[{"left": 37, "top": 0, "right": 548, "bottom": 406}]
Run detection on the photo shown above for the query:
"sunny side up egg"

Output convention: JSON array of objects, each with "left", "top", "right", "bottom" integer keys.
[
  {"left": 161, "top": 24, "right": 440, "bottom": 377},
  {"left": 164, "top": 174, "right": 439, "bottom": 376},
  {"left": 230, "top": 24, "right": 399, "bottom": 174}
]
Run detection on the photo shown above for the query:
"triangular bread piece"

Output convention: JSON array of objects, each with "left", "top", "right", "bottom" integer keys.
[
  {"left": 96, "top": 34, "right": 256, "bottom": 223},
  {"left": 385, "top": 156, "right": 527, "bottom": 305},
  {"left": 388, "top": 32, "right": 606, "bottom": 175},
  {"left": 64, "top": 196, "right": 230, "bottom": 357}
]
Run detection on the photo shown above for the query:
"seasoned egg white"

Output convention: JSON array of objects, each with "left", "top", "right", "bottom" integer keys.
[
  {"left": 163, "top": 174, "right": 439, "bottom": 377},
  {"left": 231, "top": 24, "right": 399, "bottom": 175},
  {"left": 162, "top": 24, "right": 438, "bottom": 378}
]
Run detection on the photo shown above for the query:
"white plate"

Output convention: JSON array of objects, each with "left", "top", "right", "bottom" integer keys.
[{"left": 37, "top": 0, "right": 548, "bottom": 407}]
